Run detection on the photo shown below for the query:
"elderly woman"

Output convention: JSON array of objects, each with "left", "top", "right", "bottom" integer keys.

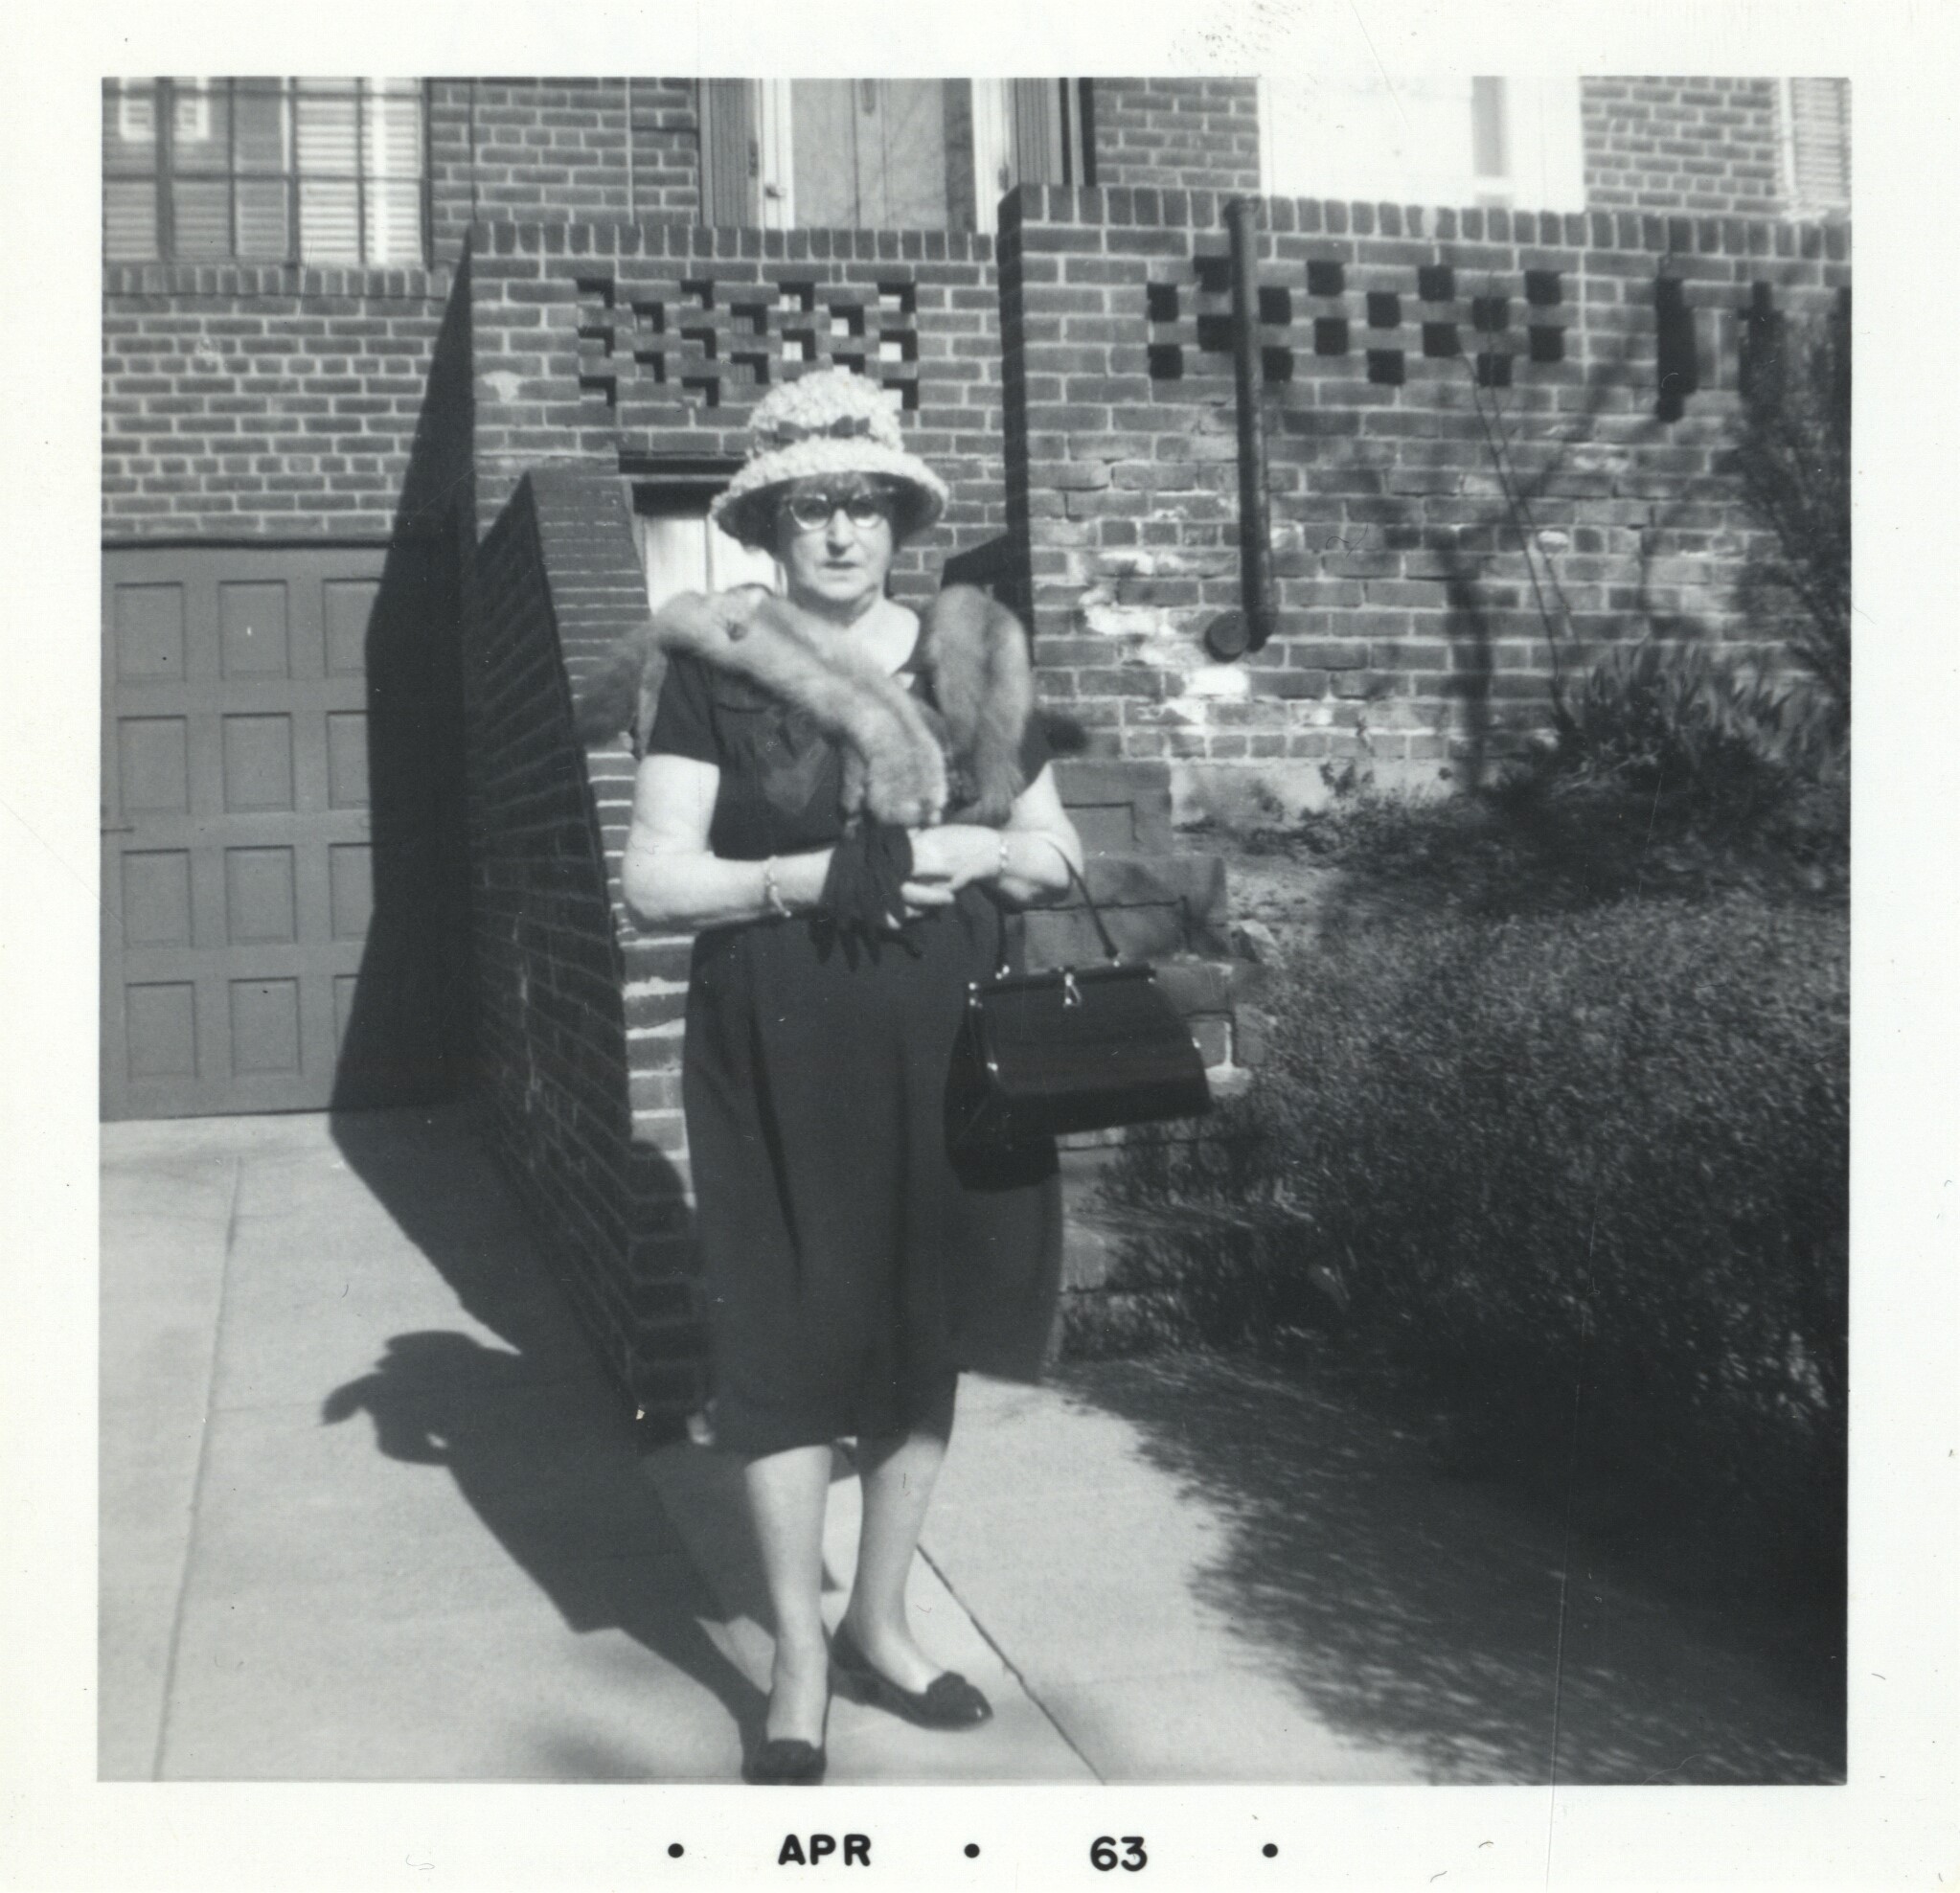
[{"left": 616, "top": 370, "right": 1083, "bottom": 1785}]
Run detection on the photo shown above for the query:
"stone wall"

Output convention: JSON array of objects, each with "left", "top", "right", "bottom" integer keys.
[{"left": 997, "top": 184, "right": 1850, "bottom": 809}]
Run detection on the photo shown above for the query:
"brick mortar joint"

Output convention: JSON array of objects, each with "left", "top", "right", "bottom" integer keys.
[{"left": 1014, "top": 190, "right": 1848, "bottom": 259}]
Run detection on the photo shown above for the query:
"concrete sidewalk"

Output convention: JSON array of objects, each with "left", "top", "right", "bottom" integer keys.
[{"left": 101, "top": 1107, "right": 1843, "bottom": 1785}]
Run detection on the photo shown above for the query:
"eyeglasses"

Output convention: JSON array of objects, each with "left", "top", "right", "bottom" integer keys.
[{"left": 779, "top": 490, "right": 894, "bottom": 533}]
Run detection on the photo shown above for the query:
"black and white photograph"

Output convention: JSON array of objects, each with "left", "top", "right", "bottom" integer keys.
[{"left": 4, "top": 3, "right": 1957, "bottom": 1887}]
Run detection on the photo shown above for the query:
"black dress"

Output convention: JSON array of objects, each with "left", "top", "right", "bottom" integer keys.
[{"left": 646, "top": 641, "right": 1062, "bottom": 1458}]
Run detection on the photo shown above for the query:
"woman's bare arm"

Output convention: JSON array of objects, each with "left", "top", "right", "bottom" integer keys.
[
  {"left": 621, "top": 751, "right": 834, "bottom": 930},
  {"left": 998, "top": 764, "right": 1086, "bottom": 905}
]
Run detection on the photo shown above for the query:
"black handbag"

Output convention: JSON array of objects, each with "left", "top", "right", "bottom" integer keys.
[{"left": 946, "top": 848, "right": 1213, "bottom": 1153}]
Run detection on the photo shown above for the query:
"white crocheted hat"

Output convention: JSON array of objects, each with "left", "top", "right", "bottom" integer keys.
[{"left": 710, "top": 368, "right": 948, "bottom": 550}]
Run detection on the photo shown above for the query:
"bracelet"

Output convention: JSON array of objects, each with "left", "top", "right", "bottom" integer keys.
[
  {"left": 996, "top": 832, "right": 1012, "bottom": 880},
  {"left": 761, "top": 856, "right": 790, "bottom": 919}
]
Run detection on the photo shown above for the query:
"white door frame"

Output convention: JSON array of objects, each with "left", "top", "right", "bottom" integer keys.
[{"left": 756, "top": 80, "right": 796, "bottom": 230}]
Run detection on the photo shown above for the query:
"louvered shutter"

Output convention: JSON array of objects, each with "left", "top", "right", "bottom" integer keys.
[
  {"left": 1011, "top": 80, "right": 1066, "bottom": 184},
  {"left": 1788, "top": 79, "right": 1851, "bottom": 216},
  {"left": 700, "top": 80, "right": 757, "bottom": 226}
]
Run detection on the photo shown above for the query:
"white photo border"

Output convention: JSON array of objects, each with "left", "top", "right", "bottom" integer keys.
[{"left": 7, "top": 1, "right": 1955, "bottom": 1886}]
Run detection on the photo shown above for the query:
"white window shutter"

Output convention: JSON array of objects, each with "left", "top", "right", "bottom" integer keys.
[{"left": 1785, "top": 79, "right": 1851, "bottom": 217}]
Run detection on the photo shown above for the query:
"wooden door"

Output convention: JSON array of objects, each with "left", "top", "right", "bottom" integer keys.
[
  {"left": 101, "top": 543, "right": 461, "bottom": 1118},
  {"left": 788, "top": 80, "right": 951, "bottom": 230}
]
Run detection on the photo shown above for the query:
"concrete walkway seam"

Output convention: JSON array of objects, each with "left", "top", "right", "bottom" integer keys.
[
  {"left": 147, "top": 1150, "right": 241, "bottom": 1783},
  {"left": 904, "top": 1531, "right": 1105, "bottom": 1785}
]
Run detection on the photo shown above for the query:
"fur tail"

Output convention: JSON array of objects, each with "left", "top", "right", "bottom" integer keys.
[{"left": 919, "top": 585, "right": 1035, "bottom": 825}]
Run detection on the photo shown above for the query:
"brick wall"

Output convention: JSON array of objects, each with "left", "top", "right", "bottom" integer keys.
[
  {"left": 466, "top": 220, "right": 1008, "bottom": 597},
  {"left": 997, "top": 185, "right": 1849, "bottom": 802},
  {"left": 1582, "top": 78, "right": 1785, "bottom": 217},
  {"left": 464, "top": 467, "right": 705, "bottom": 1428},
  {"left": 102, "top": 263, "right": 450, "bottom": 538},
  {"left": 1092, "top": 80, "right": 1262, "bottom": 194},
  {"left": 629, "top": 80, "right": 703, "bottom": 220},
  {"left": 428, "top": 79, "right": 702, "bottom": 262}
]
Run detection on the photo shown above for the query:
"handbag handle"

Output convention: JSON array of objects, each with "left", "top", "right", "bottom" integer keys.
[{"left": 992, "top": 832, "right": 1122, "bottom": 978}]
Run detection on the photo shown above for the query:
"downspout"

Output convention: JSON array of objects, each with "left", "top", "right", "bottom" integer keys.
[{"left": 1206, "top": 194, "right": 1278, "bottom": 660}]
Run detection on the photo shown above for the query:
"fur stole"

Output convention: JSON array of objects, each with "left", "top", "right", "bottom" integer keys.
[{"left": 573, "top": 583, "right": 1035, "bottom": 828}]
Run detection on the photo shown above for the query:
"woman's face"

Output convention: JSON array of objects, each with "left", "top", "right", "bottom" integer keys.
[{"left": 773, "top": 477, "right": 898, "bottom": 617}]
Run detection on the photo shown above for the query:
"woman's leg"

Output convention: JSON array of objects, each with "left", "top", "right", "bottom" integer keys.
[
  {"left": 741, "top": 1443, "right": 834, "bottom": 1744},
  {"left": 840, "top": 1382, "right": 956, "bottom": 1692}
]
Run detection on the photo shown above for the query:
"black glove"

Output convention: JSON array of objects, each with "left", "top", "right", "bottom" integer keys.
[{"left": 817, "top": 820, "right": 921, "bottom": 962}]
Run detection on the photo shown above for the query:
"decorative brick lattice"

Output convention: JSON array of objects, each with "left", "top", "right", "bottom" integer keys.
[
  {"left": 570, "top": 275, "right": 925, "bottom": 420},
  {"left": 1144, "top": 249, "right": 1572, "bottom": 395}
]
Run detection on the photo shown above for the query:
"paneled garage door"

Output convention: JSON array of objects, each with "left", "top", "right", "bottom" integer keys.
[{"left": 101, "top": 543, "right": 464, "bottom": 1119}]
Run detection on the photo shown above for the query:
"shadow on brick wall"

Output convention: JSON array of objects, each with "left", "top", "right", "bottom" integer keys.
[
  {"left": 329, "top": 242, "right": 478, "bottom": 1112},
  {"left": 325, "top": 527, "right": 474, "bottom": 1109},
  {"left": 323, "top": 246, "right": 711, "bottom": 1437}
]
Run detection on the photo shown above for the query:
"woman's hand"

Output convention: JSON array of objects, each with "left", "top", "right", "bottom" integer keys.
[{"left": 900, "top": 823, "right": 1000, "bottom": 914}]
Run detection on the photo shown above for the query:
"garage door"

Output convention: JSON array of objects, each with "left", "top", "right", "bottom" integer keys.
[{"left": 101, "top": 543, "right": 465, "bottom": 1119}]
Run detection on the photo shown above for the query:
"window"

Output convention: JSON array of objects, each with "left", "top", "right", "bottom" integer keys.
[
  {"left": 103, "top": 79, "right": 428, "bottom": 266},
  {"left": 635, "top": 496, "right": 781, "bottom": 615},
  {"left": 1783, "top": 79, "right": 1850, "bottom": 217},
  {"left": 1258, "top": 76, "right": 1585, "bottom": 214},
  {"left": 698, "top": 80, "right": 1090, "bottom": 232},
  {"left": 1470, "top": 78, "right": 1509, "bottom": 187}
]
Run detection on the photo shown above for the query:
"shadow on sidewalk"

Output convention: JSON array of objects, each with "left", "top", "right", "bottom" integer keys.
[
  {"left": 323, "top": 1108, "right": 763, "bottom": 1769},
  {"left": 1058, "top": 1350, "right": 1845, "bottom": 1786}
]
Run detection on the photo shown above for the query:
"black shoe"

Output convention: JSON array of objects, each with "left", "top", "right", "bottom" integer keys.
[
  {"left": 742, "top": 1736, "right": 827, "bottom": 1786},
  {"left": 831, "top": 1624, "right": 992, "bottom": 1729},
  {"left": 744, "top": 1665, "right": 831, "bottom": 1786}
]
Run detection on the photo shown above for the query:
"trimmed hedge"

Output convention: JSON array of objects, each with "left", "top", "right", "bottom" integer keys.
[{"left": 1098, "top": 889, "right": 1849, "bottom": 1585}]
